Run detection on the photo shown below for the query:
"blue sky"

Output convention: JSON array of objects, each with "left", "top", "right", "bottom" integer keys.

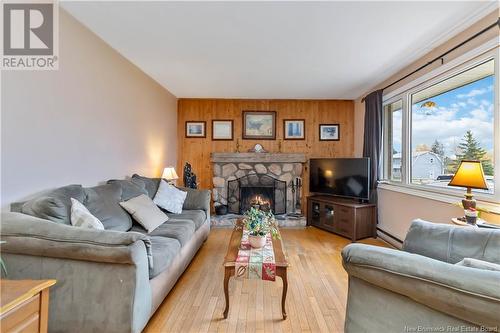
[{"left": 392, "top": 75, "right": 495, "bottom": 159}]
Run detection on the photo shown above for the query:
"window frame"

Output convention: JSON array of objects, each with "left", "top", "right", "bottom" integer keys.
[{"left": 381, "top": 45, "right": 500, "bottom": 205}]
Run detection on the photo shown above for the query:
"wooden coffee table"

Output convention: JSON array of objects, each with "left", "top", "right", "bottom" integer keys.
[{"left": 222, "top": 219, "right": 289, "bottom": 319}]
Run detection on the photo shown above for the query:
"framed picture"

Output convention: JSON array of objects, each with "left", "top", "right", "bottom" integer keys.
[
  {"left": 242, "top": 111, "right": 276, "bottom": 140},
  {"left": 185, "top": 121, "right": 206, "bottom": 138},
  {"left": 212, "top": 120, "right": 233, "bottom": 140},
  {"left": 283, "top": 119, "right": 305, "bottom": 140},
  {"left": 319, "top": 124, "right": 340, "bottom": 141}
]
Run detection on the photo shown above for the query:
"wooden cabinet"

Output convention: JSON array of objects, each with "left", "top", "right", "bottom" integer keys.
[
  {"left": 0, "top": 279, "right": 56, "bottom": 333},
  {"left": 307, "top": 195, "right": 376, "bottom": 241}
]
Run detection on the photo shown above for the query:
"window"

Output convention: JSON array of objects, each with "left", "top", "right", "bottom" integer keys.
[
  {"left": 384, "top": 100, "right": 403, "bottom": 181},
  {"left": 382, "top": 55, "right": 498, "bottom": 200}
]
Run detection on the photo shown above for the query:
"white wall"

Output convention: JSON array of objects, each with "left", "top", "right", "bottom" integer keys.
[{"left": 1, "top": 10, "right": 178, "bottom": 210}]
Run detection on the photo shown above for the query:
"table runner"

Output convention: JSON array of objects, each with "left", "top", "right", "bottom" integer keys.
[{"left": 235, "top": 229, "right": 276, "bottom": 281}]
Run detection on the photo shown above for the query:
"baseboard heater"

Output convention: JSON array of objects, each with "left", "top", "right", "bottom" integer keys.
[{"left": 376, "top": 227, "right": 404, "bottom": 247}]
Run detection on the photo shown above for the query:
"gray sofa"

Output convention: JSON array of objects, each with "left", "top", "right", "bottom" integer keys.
[
  {"left": 342, "top": 219, "right": 500, "bottom": 332},
  {"left": 0, "top": 174, "right": 211, "bottom": 333}
]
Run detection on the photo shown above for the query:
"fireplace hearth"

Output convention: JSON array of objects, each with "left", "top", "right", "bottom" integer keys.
[{"left": 227, "top": 174, "right": 286, "bottom": 215}]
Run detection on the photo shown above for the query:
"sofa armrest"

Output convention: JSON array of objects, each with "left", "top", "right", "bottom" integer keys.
[
  {"left": 178, "top": 187, "right": 211, "bottom": 216},
  {"left": 402, "top": 219, "right": 500, "bottom": 264},
  {"left": 1, "top": 212, "right": 152, "bottom": 267},
  {"left": 342, "top": 243, "right": 500, "bottom": 327}
]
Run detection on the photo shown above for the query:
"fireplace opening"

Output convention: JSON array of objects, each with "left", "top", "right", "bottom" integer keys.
[
  {"left": 227, "top": 174, "right": 286, "bottom": 215},
  {"left": 241, "top": 187, "right": 274, "bottom": 212}
]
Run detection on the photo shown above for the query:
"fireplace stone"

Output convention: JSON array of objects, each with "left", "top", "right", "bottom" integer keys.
[{"left": 210, "top": 152, "right": 306, "bottom": 215}]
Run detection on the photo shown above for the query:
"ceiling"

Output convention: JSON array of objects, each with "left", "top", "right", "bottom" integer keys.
[{"left": 62, "top": 1, "right": 498, "bottom": 100}]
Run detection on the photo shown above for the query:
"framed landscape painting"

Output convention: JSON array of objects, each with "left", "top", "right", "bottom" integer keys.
[
  {"left": 283, "top": 119, "right": 305, "bottom": 140},
  {"left": 185, "top": 121, "right": 206, "bottom": 138},
  {"left": 242, "top": 111, "right": 276, "bottom": 140},
  {"left": 319, "top": 124, "right": 340, "bottom": 141},
  {"left": 212, "top": 120, "right": 233, "bottom": 140}
]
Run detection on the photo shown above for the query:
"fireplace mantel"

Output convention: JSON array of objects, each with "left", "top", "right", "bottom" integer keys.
[{"left": 210, "top": 152, "right": 306, "bottom": 163}]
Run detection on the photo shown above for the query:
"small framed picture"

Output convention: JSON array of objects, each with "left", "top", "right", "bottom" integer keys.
[
  {"left": 212, "top": 120, "right": 233, "bottom": 141},
  {"left": 283, "top": 119, "right": 305, "bottom": 140},
  {"left": 319, "top": 124, "right": 340, "bottom": 141},
  {"left": 242, "top": 111, "right": 276, "bottom": 140},
  {"left": 185, "top": 121, "right": 206, "bottom": 138}
]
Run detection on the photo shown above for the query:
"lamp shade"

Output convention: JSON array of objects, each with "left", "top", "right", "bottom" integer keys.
[
  {"left": 162, "top": 167, "right": 179, "bottom": 181},
  {"left": 448, "top": 160, "right": 488, "bottom": 190}
]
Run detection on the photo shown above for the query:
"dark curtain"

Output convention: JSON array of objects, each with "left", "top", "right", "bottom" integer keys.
[{"left": 363, "top": 90, "right": 383, "bottom": 203}]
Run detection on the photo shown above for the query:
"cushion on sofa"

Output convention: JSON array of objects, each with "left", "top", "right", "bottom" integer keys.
[
  {"left": 107, "top": 179, "right": 148, "bottom": 201},
  {"left": 154, "top": 180, "right": 187, "bottom": 214},
  {"left": 84, "top": 183, "right": 132, "bottom": 231},
  {"left": 21, "top": 184, "right": 85, "bottom": 224},
  {"left": 131, "top": 219, "right": 195, "bottom": 247},
  {"left": 167, "top": 210, "right": 206, "bottom": 230},
  {"left": 178, "top": 186, "right": 211, "bottom": 212},
  {"left": 120, "top": 194, "right": 168, "bottom": 233},
  {"left": 70, "top": 198, "right": 105, "bottom": 230},
  {"left": 131, "top": 174, "right": 161, "bottom": 198},
  {"left": 149, "top": 236, "right": 181, "bottom": 279}
]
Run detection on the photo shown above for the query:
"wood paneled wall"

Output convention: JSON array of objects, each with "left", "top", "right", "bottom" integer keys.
[{"left": 177, "top": 99, "right": 355, "bottom": 204}]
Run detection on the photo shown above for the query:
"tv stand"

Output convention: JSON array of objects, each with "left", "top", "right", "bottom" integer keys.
[{"left": 307, "top": 195, "right": 377, "bottom": 242}]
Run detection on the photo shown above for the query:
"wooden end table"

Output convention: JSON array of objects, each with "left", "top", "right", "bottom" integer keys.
[
  {"left": 0, "top": 279, "right": 56, "bottom": 333},
  {"left": 222, "top": 219, "right": 289, "bottom": 320}
]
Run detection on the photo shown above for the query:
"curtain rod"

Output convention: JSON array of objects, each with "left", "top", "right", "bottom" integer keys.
[{"left": 361, "top": 17, "right": 500, "bottom": 103}]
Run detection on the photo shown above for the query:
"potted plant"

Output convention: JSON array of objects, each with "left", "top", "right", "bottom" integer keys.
[{"left": 243, "top": 207, "right": 280, "bottom": 248}]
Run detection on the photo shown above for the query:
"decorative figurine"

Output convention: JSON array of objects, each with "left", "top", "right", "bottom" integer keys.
[
  {"left": 183, "top": 162, "right": 198, "bottom": 189},
  {"left": 248, "top": 143, "right": 267, "bottom": 153}
]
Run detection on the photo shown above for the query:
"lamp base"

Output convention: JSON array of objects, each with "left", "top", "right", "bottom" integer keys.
[
  {"left": 462, "top": 197, "right": 476, "bottom": 210},
  {"left": 461, "top": 187, "right": 476, "bottom": 210}
]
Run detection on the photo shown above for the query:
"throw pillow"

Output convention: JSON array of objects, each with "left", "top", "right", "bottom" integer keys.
[
  {"left": 153, "top": 180, "right": 187, "bottom": 214},
  {"left": 70, "top": 198, "right": 105, "bottom": 230},
  {"left": 456, "top": 258, "right": 500, "bottom": 272},
  {"left": 119, "top": 194, "right": 168, "bottom": 233}
]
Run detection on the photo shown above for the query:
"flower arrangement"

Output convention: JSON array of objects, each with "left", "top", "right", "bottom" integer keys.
[{"left": 243, "top": 207, "right": 280, "bottom": 239}]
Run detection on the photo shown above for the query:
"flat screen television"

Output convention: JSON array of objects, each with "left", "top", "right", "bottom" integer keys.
[{"left": 309, "top": 158, "right": 370, "bottom": 201}]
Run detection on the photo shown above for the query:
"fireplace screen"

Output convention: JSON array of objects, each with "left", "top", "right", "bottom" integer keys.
[{"left": 227, "top": 174, "right": 287, "bottom": 215}]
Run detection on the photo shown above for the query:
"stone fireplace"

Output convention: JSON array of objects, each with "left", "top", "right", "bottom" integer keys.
[{"left": 211, "top": 152, "right": 306, "bottom": 215}]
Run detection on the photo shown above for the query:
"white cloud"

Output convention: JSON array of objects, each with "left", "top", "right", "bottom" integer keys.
[
  {"left": 467, "top": 98, "right": 478, "bottom": 106},
  {"left": 457, "top": 85, "right": 493, "bottom": 99},
  {"left": 412, "top": 105, "right": 494, "bottom": 157},
  {"left": 470, "top": 108, "right": 489, "bottom": 120}
]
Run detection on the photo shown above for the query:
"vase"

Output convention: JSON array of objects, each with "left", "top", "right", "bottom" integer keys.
[{"left": 249, "top": 234, "right": 266, "bottom": 248}]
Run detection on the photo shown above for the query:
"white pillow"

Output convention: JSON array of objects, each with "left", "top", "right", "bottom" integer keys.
[
  {"left": 120, "top": 194, "right": 168, "bottom": 233},
  {"left": 153, "top": 180, "right": 187, "bottom": 214},
  {"left": 70, "top": 198, "right": 105, "bottom": 230}
]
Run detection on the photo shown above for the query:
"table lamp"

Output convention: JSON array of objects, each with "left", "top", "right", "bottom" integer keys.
[
  {"left": 448, "top": 160, "right": 488, "bottom": 210},
  {"left": 162, "top": 167, "right": 179, "bottom": 185}
]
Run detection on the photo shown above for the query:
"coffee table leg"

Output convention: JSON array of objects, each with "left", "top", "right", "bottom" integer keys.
[
  {"left": 278, "top": 267, "right": 288, "bottom": 320},
  {"left": 223, "top": 267, "right": 231, "bottom": 319}
]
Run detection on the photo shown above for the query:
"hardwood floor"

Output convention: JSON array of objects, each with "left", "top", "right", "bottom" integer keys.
[{"left": 144, "top": 226, "right": 388, "bottom": 333}]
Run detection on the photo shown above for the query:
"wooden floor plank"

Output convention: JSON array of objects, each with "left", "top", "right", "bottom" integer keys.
[{"left": 144, "top": 226, "right": 388, "bottom": 333}]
